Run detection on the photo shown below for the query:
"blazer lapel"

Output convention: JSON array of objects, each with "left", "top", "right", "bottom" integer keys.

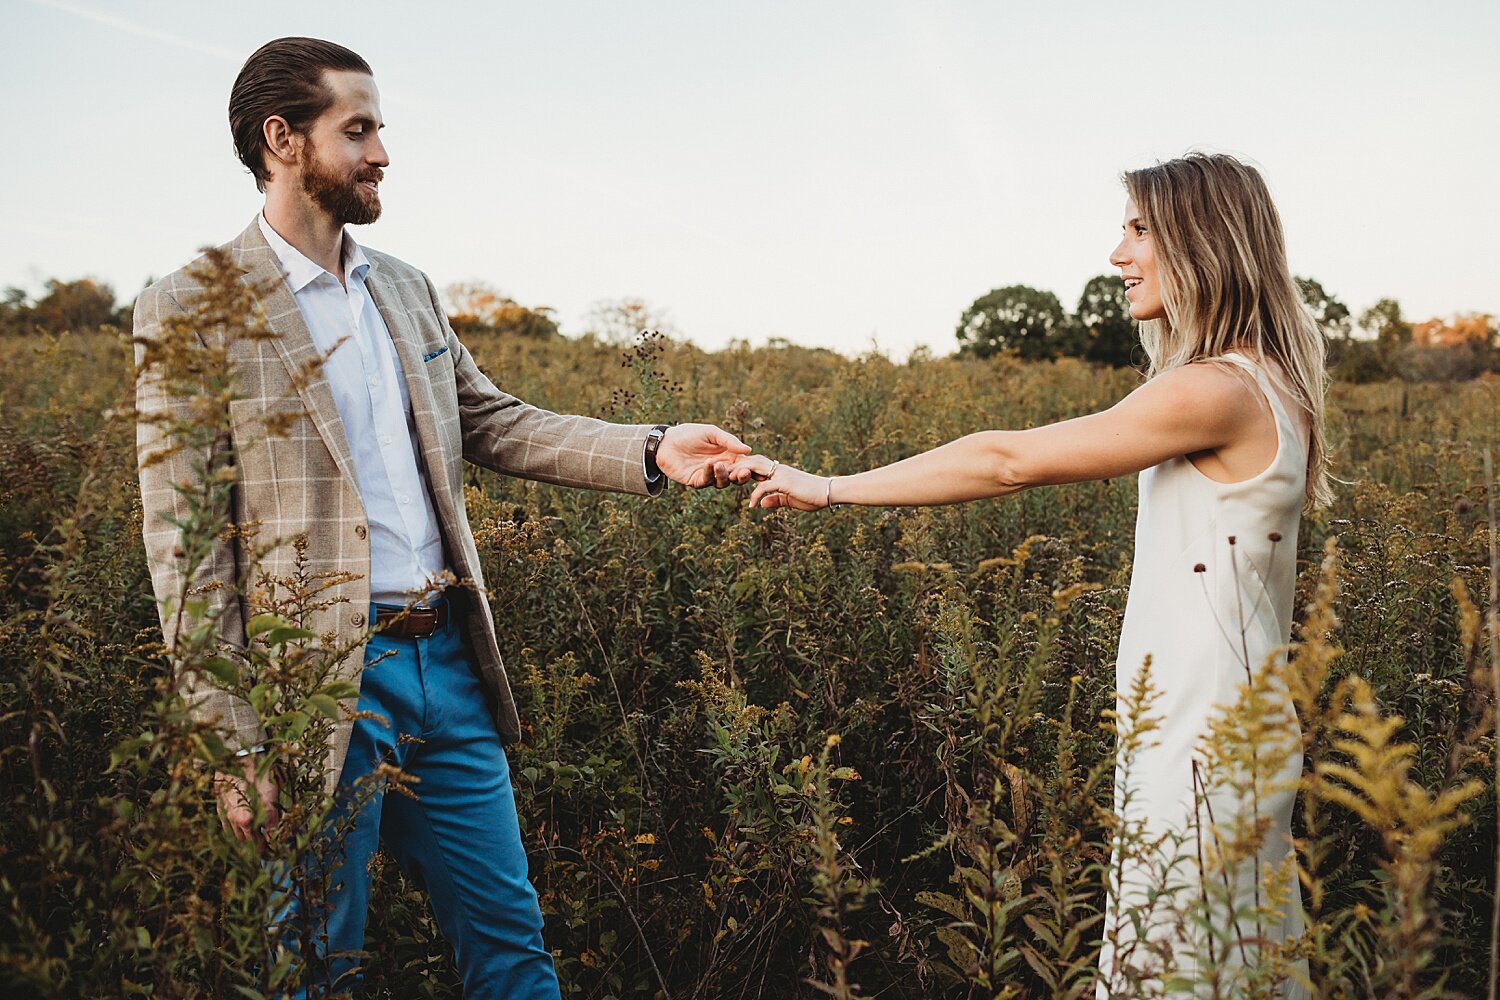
[
  {"left": 229, "top": 218, "right": 359, "bottom": 490},
  {"left": 362, "top": 265, "right": 459, "bottom": 515}
]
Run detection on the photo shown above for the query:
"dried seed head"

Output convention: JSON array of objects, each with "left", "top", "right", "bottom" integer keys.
[
  {"left": 1227, "top": 535, "right": 1237, "bottom": 545},
  {"left": 1193, "top": 563, "right": 1207, "bottom": 573},
  {"left": 1268, "top": 531, "right": 1282, "bottom": 542},
  {"left": 1454, "top": 495, "right": 1472, "bottom": 515}
]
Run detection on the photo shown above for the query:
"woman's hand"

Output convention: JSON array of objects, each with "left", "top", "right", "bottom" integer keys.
[{"left": 725, "top": 454, "right": 832, "bottom": 511}]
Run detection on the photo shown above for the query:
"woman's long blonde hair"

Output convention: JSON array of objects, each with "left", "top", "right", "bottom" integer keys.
[{"left": 1124, "top": 152, "right": 1331, "bottom": 508}]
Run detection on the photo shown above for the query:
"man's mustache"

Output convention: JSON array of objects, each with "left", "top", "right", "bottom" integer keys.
[{"left": 356, "top": 168, "right": 385, "bottom": 184}]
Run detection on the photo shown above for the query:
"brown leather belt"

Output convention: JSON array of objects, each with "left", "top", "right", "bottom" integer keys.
[{"left": 373, "top": 601, "right": 450, "bottom": 639}]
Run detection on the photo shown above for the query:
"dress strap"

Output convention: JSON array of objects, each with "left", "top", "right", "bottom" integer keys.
[{"left": 1216, "top": 352, "right": 1306, "bottom": 453}]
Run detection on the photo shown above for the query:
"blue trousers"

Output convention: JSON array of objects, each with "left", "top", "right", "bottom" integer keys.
[{"left": 282, "top": 603, "right": 560, "bottom": 999}]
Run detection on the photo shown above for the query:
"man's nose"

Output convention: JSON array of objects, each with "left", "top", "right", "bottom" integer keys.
[{"left": 369, "top": 135, "right": 390, "bottom": 168}]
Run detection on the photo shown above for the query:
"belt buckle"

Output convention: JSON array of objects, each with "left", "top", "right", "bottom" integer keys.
[{"left": 407, "top": 607, "right": 439, "bottom": 637}]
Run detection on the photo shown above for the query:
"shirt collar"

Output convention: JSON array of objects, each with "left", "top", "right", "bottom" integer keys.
[{"left": 257, "top": 212, "right": 370, "bottom": 293}]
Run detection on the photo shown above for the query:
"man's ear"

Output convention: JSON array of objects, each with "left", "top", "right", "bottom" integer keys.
[{"left": 261, "top": 115, "right": 302, "bottom": 179}]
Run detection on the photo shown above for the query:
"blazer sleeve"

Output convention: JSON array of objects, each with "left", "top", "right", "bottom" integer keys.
[
  {"left": 421, "top": 274, "right": 661, "bottom": 496},
  {"left": 135, "top": 283, "right": 264, "bottom": 751}
]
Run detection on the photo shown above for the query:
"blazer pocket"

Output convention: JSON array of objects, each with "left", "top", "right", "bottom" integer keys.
[{"left": 422, "top": 345, "right": 450, "bottom": 363}]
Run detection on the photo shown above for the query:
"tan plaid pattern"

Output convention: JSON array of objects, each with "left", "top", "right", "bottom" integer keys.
[{"left": 136, "top": 217, "right": 656, "bottom": 792}]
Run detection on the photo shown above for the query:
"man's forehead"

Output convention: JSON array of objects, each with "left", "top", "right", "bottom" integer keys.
[{"left": 322, "top": 69, "right": 381, "bottom": 113}]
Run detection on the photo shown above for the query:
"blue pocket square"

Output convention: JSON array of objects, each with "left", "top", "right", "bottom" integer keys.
[{"left": 422, "top": 345, "right": 450, "bottom": 362}]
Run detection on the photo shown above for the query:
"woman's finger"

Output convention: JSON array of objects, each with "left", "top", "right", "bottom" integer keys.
[{"left": 736, "top": 455, "right": 775, "bottom": 480}]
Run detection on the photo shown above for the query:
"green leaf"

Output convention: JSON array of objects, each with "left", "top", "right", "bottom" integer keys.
[
  {"left": 106, "top": 735, "right": 149, "bottom": 772},
  {"left": 264, "top": 625, "right": 316, "bottom": 646},
  {"left": 321, "top": 679, "right": 360, "bottom": 700},
  {"left": 283, "top": 710, "right": 311, "bottom": 739},
  {"left": 200, "top": 655, "right": 240, "bottom": 686},
  {"left": 196, "top": 729, "right": 227, "bottom": 763},
  {"left": 307, "top": 694, "right": 341, "bottom": 720},
  {"left": 916, "top": 890, "right": 968, "bottom": 922},
  {"left": 246, "top": 613, "right": 284, "bottom": 638},
  {"left": 249, "top": 683, "right": 277, "bottom": 714}
]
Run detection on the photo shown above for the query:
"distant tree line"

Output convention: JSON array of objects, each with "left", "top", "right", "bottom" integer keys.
[
  {"left": 955, "top": 274, "right": 1498, "bottom": 381},
  {"left": 0, "top": 276, "right": 565, "bottom": 342},
  {"left": 443, "top": 281, "right": 560, "bottom": 339},
  {"left": 0, "top": 278, "right": 132, "bottom": 335},
  {"left": 956, "top": 275, "right": 1140, "bottom": 367},
  {"left": 2, "top": 272, "right": 1494, "bottom": 383},
  {"left": 0, "top": 274, "right": 679, "bottom": 352}
]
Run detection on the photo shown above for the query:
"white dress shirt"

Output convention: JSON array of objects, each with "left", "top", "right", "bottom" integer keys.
[{"left": 258, "top": 214, "right": 445, "bottom": 604}]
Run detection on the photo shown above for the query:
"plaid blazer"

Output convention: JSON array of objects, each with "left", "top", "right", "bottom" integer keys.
[{"left": 136, "top": 217, "right": 657, "bottom": 793}]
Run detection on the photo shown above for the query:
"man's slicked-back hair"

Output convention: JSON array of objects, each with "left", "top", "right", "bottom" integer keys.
[{"left": 229, "top": 37, "right": 372, "bottom": 192}]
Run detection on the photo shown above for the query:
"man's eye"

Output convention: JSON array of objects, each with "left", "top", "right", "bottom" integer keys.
[{"left": 345, "top": 131, "right": 363, "bottom": 140}]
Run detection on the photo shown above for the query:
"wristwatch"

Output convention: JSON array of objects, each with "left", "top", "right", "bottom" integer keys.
[{"left": 644, "top": 424, "right": 670, "bottom": 484}]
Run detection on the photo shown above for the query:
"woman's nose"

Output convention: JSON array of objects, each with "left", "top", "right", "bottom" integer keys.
[{"left": 1109, "top": 238, "right": 1129, "bottom": 269}]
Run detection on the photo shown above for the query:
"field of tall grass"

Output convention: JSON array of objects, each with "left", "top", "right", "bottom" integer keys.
[{"left": 0, "top": 280, "right": 1496, "bottom": 997}]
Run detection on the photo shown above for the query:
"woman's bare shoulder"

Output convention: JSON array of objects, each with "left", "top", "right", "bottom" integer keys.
[{"left": 1125, "top": 360, "right": 1262, "bottom": 426}]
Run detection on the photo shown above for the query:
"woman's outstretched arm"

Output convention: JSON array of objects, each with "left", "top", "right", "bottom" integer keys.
[{"left": 727, "top": 362, "right": 1263, "bottom": 510}]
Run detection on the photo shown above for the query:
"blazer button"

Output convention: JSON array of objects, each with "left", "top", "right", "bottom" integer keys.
[
  {"left": 355, "top": 524, "right": 367, "bottom": 540},
  {"left": 350, "top": 611, "right": 366, "bottom": 628}
]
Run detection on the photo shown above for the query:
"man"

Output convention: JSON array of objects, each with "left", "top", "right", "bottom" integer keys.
[{"left": 134, "top": 36, "right": 748, "bottom": 998}]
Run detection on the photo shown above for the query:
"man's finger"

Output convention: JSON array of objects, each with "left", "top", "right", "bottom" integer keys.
[{"left": 706, "top": 427, "right": 750, "bottom": 455}]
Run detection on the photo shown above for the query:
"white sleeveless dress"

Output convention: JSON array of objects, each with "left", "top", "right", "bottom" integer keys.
[{"left": 1097, "top": 353, "right": 1311, "bottom": 998}]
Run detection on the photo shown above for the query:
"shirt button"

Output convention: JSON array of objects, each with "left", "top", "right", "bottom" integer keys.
[
  {"left": 350, "top": 611, "right": 366, "bottom": 628},
  {"left": 400, "top": 494, "right": 411, "bottom": 505},
  {"left": 368, "top": 376, "right": 381, "bottom": 388},
  {"left": 354, "top": 524, "right": 367, "bottom": 540},
  {"left": 382, "top": 434, "right": 393, "bottom": 445}
]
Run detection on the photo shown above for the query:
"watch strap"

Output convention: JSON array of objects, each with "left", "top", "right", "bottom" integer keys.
[{"left": 644, "top": 423, "right": 670, "bottom": 483}]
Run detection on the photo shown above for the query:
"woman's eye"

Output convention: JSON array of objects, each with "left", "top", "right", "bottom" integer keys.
[{"left": 1134, "top": 225, "right": 1148, "bottom": 237}]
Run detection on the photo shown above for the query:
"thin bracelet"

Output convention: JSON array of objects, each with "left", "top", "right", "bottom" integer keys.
[{"left": 825, "top": 476, "right": 838, "bottom": 510}]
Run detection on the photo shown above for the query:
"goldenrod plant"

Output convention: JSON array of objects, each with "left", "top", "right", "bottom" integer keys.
[{"left": 1, "top": 312, "right": 1495, "bottom": 997}]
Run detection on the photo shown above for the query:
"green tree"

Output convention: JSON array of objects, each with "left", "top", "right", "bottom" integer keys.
[
  {"left": 1357, "top": 297, "right": 1412, "bottom": 349},
  {"left": 444, "top": 281, "right": 559, "bottom": 339},
  {"left": 956, "top": 285, "right": 1067, "bottom": 360},
  {"left": 1, "top": 278, "right": 127, "bottom": 335},
  {"left": 1295, "top": 276, "right": 1352, "bottom": 341},
  {"left": 1073, "top": 274, "right": 1138, "bottom": 367}
]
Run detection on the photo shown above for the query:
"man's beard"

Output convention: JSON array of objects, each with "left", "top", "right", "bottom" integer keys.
[{"left": 301, "top": 141, "right": 383, "bottom": 226}]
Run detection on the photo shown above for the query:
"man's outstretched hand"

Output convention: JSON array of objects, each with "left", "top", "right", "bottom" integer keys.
[{"left": 655, "top": 423, "right": 751, "bottom": 488}]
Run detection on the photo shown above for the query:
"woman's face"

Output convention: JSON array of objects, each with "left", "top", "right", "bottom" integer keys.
[{"left": 1110, "top": 197, "right": 1165, "bottom": 321}]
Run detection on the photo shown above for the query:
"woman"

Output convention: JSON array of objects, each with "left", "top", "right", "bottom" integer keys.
[{"left": 727, "top": 152, "right": 1325, "bottom": 996}]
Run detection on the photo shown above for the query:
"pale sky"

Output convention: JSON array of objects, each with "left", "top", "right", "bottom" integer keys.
[{"left": 4, "top": 0, "right": 1497, "bottom": 356}]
